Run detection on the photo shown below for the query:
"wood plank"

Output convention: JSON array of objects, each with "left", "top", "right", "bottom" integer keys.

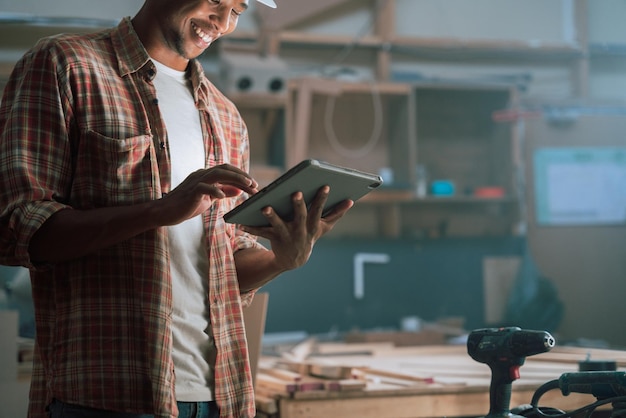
[
  {"left": 374, "top": 0, "right": 395, "bottom": 81},
  {"left": 259, "top": 344, "right": 625, "bottom": 417},
  {"left": 327, "top": 379, "right": 368, "bottom": 391},
  {"left": 541, "top": 346, "right": 626, "bottom": 363},
  {"left": 279, "top": 389, "right": 599, "bottom": 418},
  {"left": 315, "top": 341, "right": 395, "bottom": 355},
  {"left": 362, "top": 372, "right": 432, "bottom": 388},
  {"left": 256, "top": 372, "right": 298, "bottom": 396},
  {"left": 308, "top": 362, "right": 354, "bottom": 380},
  {"left": 280, "top": 392, "right": 487, "bottom": 418},
  {"left": 286, "top": 80, "right": 313, "bottom": 167},
  {"left": 243, "top": 292, "right": 269, "bottom": 388},
  {"left": 483, "top": 256, "right": 520, "bottom": 324},
  {"left": 256, "top": 0, "right": 353, "bottom": 31},
  {"left": 358, "top": 367, "right": 435, "bottom": 384},
  {"left": 259, "top": 366, "right": 303, "bottom": 383},
  {"left": 255, "top": 394, "right": 278, "bottom": 414}
]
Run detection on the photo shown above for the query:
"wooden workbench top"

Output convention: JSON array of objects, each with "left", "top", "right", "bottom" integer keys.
[{"left": 255, "top": 343, "right": 626, "bottom": 418}]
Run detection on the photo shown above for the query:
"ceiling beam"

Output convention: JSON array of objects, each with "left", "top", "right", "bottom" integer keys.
[{"left": 257, "top": 0, "right": 355, "bottom": 31}]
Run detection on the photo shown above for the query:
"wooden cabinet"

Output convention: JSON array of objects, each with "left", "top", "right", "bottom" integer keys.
[
  {"left": 284, "top": 77, "right": 413, "bottom": 183},
  {"left": 238, "top": 77, "right": 521, "bottom": 238},
  {"left": 412, "top": 85, "right": 515, "bottom": 196}
]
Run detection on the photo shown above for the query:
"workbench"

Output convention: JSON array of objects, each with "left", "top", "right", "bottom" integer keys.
[{"left": 254, "top": 343, "right": 626, "bottom": 418}]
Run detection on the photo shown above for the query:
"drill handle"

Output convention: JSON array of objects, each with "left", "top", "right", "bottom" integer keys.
[{"left": 487, "top": 365, "right": 515, "bottom": 418}]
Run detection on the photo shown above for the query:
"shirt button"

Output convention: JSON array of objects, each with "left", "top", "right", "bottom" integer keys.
[{"left": 153, "top": 98, "right": 159, "bottom": 105}]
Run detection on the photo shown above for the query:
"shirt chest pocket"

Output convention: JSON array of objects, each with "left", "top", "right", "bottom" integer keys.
[{"left": 72, "top": 130, "right": 160, "bottom": 207}]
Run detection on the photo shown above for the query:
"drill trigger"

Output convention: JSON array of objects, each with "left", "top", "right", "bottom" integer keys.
[{"left": 510, "top": 365, "right": 521, "bottom": 381}]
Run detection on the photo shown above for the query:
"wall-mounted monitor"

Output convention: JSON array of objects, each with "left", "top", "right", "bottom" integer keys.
[{"left": 534, "top": 147, "right": 626, "bottom": 226}]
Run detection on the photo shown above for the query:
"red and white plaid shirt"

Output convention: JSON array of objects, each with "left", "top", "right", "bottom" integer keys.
[{"left": 0, "top": 17, "right": 264, "bottom": 418}]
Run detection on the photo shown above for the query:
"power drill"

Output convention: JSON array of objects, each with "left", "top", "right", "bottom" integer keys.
[
  {"left": 467, "top": 327, "right": 556, "bottom": 418},
  {"left": 559, "top": 371, "right": 626, "bottom": 400},
  {"left": 521, "top": 371, "right": 626, "bottom": 417}
]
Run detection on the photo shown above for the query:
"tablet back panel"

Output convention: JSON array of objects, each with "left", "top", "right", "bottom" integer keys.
[{"left": 224, "top": 159, "right": 383, "bottom": 226}]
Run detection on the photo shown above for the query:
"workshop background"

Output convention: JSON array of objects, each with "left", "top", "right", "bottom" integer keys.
[{"left": 1, "top": 0, "right": 625, "bottom": 351}]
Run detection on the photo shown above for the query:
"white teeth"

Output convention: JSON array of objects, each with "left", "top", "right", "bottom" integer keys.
[{"left": 191, "top": 22, "right": 211, "bottom": 43}]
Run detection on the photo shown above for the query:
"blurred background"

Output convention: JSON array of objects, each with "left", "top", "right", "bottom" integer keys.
[{"left": 1, "top": 0, "right": 625, "bottom": 350}]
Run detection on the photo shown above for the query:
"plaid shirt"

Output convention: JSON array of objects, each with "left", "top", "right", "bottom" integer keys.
[{"left": 0, "top": 18, "right": 264, "bottom": 418}]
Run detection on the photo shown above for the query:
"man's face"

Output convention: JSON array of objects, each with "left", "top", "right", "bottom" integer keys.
[{"left": 151, "top": 0, "right": 249, "bottom": 62}]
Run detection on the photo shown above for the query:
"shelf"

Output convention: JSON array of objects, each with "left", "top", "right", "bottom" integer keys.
[
  {"left": 589, "top": 43, "right": 626, "bottom": 58},
  {"left": 361, "top": 190, "right": 518, "bottom": 206},
  {"left": 336, "top": 188, "right": 520, "bottom": 239},
  {"left": 287, "top": 77, "right": 411, "bottom": 96},
  {"left": 228, "top": 92, "right": 287, "bottom": 109},
  {"left": 278, "top": 31, "right": 382, "bottom": 50},
  {"left": 226, "top": 31, "right": 583, "bottom": 61},
  {"left": 390, "top": 36, "right": 582, "bottom": 61}
]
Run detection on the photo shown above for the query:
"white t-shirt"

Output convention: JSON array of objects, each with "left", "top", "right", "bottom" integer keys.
[{"left": 152, "top": 59, "right": 215, "bottom": 402}]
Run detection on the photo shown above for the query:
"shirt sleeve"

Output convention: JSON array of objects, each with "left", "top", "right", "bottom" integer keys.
[{"left": 0, "top": 40, "right": 74, "bottom": 268}]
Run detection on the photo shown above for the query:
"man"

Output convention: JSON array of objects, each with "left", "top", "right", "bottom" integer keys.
[{"left": 0, "top": 0, "right": 353, "bottom": 417}]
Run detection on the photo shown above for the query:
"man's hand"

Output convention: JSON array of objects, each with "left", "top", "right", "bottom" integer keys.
[
  {"left": 155, "top": 163, "right": 258, "bottom": 226},
  {"left": 241, "top": 185, "right": 353, "bottom": 271}
]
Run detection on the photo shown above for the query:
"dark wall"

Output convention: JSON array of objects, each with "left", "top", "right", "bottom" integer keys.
[{"left": 260, "top": 236, "right": 525, "bottom": 335}]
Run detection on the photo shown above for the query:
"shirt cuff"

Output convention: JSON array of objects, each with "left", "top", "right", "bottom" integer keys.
[{"left": 13, "top": 201, "right": 70, "bottom": 270}]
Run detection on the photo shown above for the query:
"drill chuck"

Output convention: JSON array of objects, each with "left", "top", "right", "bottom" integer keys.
[{"left": 508, "top": 329, "right": 555, "bottom": 357}]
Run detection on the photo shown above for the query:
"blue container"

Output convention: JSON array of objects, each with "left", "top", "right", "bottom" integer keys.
[{"left": 430, "top": 180, "right": 455, "bottom": 196}]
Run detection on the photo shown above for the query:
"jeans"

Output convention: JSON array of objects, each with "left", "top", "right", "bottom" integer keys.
[
  {"left": 177, "top": 401, "right": 220, "bottom": 418},
  {"left": 48, "top": 399, "right": 219, "bottom": 418}
]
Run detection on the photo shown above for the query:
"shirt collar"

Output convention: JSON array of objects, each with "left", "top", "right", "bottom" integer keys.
[
  {"left": 111, "top": 17, "right": 152, "bottom": 78},
  {"left": 111, "top": 17, "right": 208, "bottom": 102}
]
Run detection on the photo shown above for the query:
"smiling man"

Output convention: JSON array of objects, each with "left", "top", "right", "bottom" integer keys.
[{"left": 0, "top": 0, "right": 353, "bottom": 417}]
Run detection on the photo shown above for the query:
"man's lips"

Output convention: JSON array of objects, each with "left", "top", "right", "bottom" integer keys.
[{"left": 191, "top": 21, "right": 214, "bottom": 44}]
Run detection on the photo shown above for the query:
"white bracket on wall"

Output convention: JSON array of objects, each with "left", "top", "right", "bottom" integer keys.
[{"left": 353, "top": 252, "right": 390, "bottom": 300}]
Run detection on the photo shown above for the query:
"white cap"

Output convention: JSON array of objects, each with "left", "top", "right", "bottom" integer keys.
[{"left": 255, "top": 0, "right": 277, "bottom": 8}]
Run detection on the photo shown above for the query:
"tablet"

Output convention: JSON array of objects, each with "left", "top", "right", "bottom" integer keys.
[{"left": 224, "top": 159, "right": 383, "bottom": 226}]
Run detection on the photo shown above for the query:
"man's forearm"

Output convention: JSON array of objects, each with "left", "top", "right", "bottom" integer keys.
[
  {"left": 28, "top": 165, "right": 260, "bottom": 264},
  {"left": 29, "top": 202, "right": 160, "bottom": 263},
  {"left": 234, "top": 247, "right": 288, "bottom": 293}
]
